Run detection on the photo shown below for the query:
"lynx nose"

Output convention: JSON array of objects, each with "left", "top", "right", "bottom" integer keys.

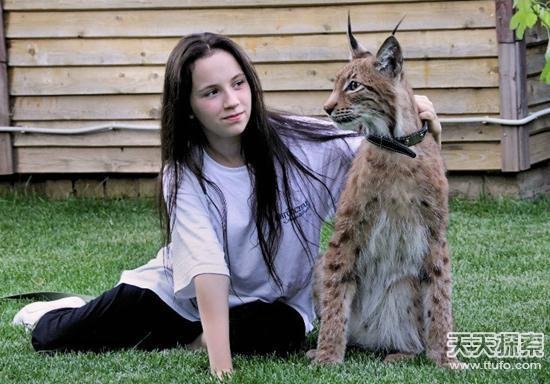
[
  {"left": 324, "top": 92, "right": 337, "bottom": 116},
  {"left": 323, "top": 102, "right": 336, "bottom": 116}
]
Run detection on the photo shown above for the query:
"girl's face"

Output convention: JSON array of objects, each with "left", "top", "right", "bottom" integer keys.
[{"left": 190, "top": 49, "right": 252, "bottom": 146}]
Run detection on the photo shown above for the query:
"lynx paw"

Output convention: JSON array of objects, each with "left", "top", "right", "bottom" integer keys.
[
  {"left": 306, "top": 349, "right": 317, "bottom": 360},
  {"left": 312, "top": 350, "right": 344, "bottom": 365}
]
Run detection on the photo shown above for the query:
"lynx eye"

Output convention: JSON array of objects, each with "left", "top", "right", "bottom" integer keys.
[{"left": 345, "top": 80, "right": 362, "bottom": 92}]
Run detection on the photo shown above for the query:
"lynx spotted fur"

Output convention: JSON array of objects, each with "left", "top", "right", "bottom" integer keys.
[{"left": 310, "top": 22, "right": 459, "bottom": 368}]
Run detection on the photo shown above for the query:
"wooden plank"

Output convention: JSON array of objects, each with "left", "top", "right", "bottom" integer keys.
[
  {"left": 525, "top": 23, "right": 548, "bottom": 46},
  {"left": 285, "top": 87, "right": 500, "bottom": 115},
  {"left": 5, "top": 2, "right": 495, "bottom": 38},
  {"left": 10, "top": 66, "right": 165, "bottom": 95},
  {"left": 13, "top": 141, "right": 501, "bottom": 173},
  {"left": 501, "top": 127, "right": 530, "bottom": 172},
  {"left": 9, "top": 59, "right": 500, "bottom": 95},
  {"left": 0, "top": 1, "right": 13, "bottom": 175},
  {"left": 12, "top": 119, "right": 157, "bottom": 128},
  {"left": 441, "top": 124, "right": 502, "bottom": 143},
  {"left": 8, "top": 30, "right": 499, "bottom": 66},
  {"left": 12, "top": 95, "right": 163, "bottom": 120},
  {"left": 14, "top": 146, "right": 161, "bottom": 173},
  {"left": 3, "top": 0, "right": 449, "bottom": 10},
  {"left": 531, "top": 101, "right": 550, "bottom": 112},
  {"left": 498, "top": 41, "right": 529, "bottom": 172},
  {"left": 499, "top": 42, "right": 528, "bottom": 117},
  {"left": 527, "top": 76, "right": 550, "bottom": 107},
  {"left": 496, "top": 0, "right": 528, "bottom": 171},
  {"left": 13, "top": 130, "right": 160, "bottom": 147},
  {"left": 0, "top": 63, "right": 10, "bottom": 122},
  {"left": 8, "top": 38, "right": 178, "bottom": 67},
  {"left": 0, "top": 133, "right": 12, "bottom": 174},
  {"left": 11, "top": 120, "right": 503, "bottom": 150},
  {"left": 495, "top": 0, "right": 515, "bottom": 43},
  {"left": 442, "top": 142, "right": 501, "bottom": 171},
  {"left": 439, "top": 113, "right": 501, "bottom": 119},
  {"left": 16, "top": 114, "right": 504, "bottom": 123},
  {"left": 529, "top": 130, "right": 550, "bottom": 165},
  {"left": 527, "top": 44, "right": 546, "bottom": 76},
  {"left": 11, "top": 129, "right": 158, "bottom": 147},
  {"left": 12, "top": 124, "right": 504, "bottom": 147},
  {"left": 11, "top": 89, "right": 500, "bottom": 121},
  {"left": 527, "top": 112, "right": 550, "bottom": 136}
]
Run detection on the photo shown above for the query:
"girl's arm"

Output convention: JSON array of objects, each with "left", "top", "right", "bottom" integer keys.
[{"left": 194, "top": 273, "right": 233, "bottom": 378}]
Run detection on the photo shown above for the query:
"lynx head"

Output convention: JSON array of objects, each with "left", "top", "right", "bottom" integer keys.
[{"left": 324, "top": 16, "right": 417, "bottom": 139}]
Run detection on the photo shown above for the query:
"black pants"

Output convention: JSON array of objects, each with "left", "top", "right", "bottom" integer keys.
[{"left": 32, "top": 283, "right": 305, "bottom": 355}]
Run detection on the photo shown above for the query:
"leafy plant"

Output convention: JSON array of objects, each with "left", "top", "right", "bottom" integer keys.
[{"left": 510, "top": 0, "right": 550, "bottom": 83}]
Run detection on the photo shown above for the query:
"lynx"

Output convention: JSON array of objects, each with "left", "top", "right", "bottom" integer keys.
[{"left": 309, "top": 19, "right": 459, "bottom": 368}]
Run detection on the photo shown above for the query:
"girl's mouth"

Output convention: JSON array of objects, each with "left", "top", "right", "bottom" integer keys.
[{"left": 223, "top": 112, "right": 244, "bottom": 121}]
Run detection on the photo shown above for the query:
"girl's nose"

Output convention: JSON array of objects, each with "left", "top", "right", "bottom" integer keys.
[{"left": 223, "top": 90, "right": 239, "bottom": 109}]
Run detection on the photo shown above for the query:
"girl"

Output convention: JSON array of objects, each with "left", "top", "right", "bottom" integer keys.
[{"left": 13, "top": 33, "right": 441, "bottom": 378}]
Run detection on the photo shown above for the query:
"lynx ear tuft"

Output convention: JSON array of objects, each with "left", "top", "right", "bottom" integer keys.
[
  {"left": 392, "top": 15, "right": 406, "bottom": 36},
  {"left": 375, "top": 36, "right": 403, "bottom": 79},
  {"left": 347, "top": 13, "right": 371, "bottom": 60}
]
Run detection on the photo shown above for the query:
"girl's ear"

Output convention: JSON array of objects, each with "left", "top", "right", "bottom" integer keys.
[
  {"left": 374, "top": 36, "right": 403, "bottom": 79},
  {"left": 347, "top": 13, "right": 371, "bottom": 60}
]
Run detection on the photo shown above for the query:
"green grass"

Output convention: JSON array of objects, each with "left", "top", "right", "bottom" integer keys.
[{"left": 0, "top": 195, "right": 548, "bottom": 383}]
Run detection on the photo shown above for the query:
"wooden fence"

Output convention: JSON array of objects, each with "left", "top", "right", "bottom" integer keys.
[
  {"left": 0, "top": 0, "right": 548, "bottom": 177},
  {"left": 527, "top": 23, "right": 550, "bottom": 168}
]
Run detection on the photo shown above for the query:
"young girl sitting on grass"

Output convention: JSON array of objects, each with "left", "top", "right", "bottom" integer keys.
[{"left": 13, "top": 32, "right": 441, "bottom": 378}]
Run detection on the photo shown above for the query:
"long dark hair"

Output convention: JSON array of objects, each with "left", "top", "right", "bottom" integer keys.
[{"left": 159, "top": 32, "right": 356, "bottom": 290}]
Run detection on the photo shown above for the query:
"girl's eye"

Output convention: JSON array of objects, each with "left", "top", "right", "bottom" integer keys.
[
  {"left": 346, "top": 81, "right": 361, "bottom": 91},
  {"left": 203, "top": 88, "right": 218, "bottom": 97},
  {"left": 234, "top": 78, "right": 247, "bottom": 87}
]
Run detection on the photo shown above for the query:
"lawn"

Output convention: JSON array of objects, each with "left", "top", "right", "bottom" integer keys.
[{"left": 0, "top": 195, "right": 548, "bottom": 383}]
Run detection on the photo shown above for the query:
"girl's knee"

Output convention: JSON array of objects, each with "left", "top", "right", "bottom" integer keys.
[{"left": 31, "top": 313, "right": 63, "bottom": 351}]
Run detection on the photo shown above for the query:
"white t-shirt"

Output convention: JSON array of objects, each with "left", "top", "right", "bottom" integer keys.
[{"left": 119, "top": 127, "right": 362, "bottom": 333}]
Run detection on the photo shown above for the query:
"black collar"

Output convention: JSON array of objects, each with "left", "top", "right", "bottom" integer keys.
[{"left": 365, "top": 120, "right": 429, "bottom": 158}]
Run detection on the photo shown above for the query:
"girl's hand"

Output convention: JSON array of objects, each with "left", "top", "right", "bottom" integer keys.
[
  {"left": 213, "top": 369, "right": 233, "bottom": 380},
  {"left": 414, "top": 94, "right": 442, "bottom": 148}
]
